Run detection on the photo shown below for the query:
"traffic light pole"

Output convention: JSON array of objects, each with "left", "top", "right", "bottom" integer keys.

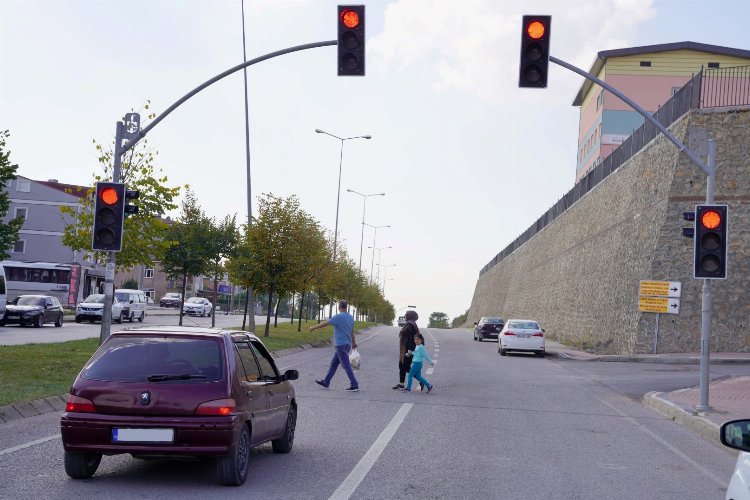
[
  {"left": 548, "top": 55, "right": 717, "bottom": 410},
  {"left": 99, "top": 121, "right": 123, "bottom": 345}
]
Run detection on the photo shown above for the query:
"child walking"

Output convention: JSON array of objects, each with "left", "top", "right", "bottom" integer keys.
[{"left": 403, "top": 333, "right": 434, "bottom": 393}]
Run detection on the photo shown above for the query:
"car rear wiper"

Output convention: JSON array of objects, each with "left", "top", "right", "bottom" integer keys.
[{"left": 147, "top": 373, "right": 207, "bottom": 382}]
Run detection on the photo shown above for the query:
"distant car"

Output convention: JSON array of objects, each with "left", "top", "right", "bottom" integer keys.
[
  {"left": 160, "top": 292, "right": 182, "bottom": 308},
  {"left": 76, "top": 294, "right": 126, "bottom": 324},
  {"left": 1, "top": 294, "right": 64, "bottom": 328},
  {"left": 397, "top": 316, "right": 406, "bottom": 327},
  {"left": 184, "top": 297, "right": 213, "bottom": 317},
  {"left": 60, "top": 327, "right": 299, "bottom": 486},
  {"left": 473, "top": 317, "right": 504, "bottom": 342},
  {"left": 115, "top": 289, "right": 147, "bottom": 323},
  {"left": 721, "top": 419, "right": 750, "bottom": 500},
  {"left": 498, "top": 319, "right": 545, "bottom": 357}
]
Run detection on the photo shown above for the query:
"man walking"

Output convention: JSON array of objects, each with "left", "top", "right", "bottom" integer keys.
[{"left": 311, "top": 300, "right": 359, "bottom": 392}]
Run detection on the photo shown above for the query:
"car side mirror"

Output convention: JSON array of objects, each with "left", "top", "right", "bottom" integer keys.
[
  {"left": 473, "top": 322, "right": 478, "bottom": 325},
  {"left": 281, "top": 369, "right": 299, "bottom": 381},
  {"left": 721, "top": 419, "right": 750, "bottom": 452},
  {"left": 542, "top": 329, "right": 545, "bottom": 333}
]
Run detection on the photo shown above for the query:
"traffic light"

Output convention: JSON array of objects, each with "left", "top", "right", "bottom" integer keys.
[
  {"left": 338, "top": 5, "right": 365, "bottom": 76},
  {"left": 125, "top": 189, "right": 139, "bottom": 217},
  {"left": 682, "top": 210, "right": 695, "bottom": 238},
  {"left": 694, "top": 204, "right": 728, "bottom": 279},
  {"left": 519, "top": 15, "right": 551, "bottom": 88},
  {"left": 92, "top": 182, "right": 125, "bottom": 252}
]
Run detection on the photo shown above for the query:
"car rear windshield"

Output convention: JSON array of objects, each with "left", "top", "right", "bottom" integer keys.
[
  {"left": 508, "top": 321, "right": 539, "bottom": 330},
  {"left": 486, "top": 318, "right": 504, "bottom": 324},
  {"left": 81, "top": 336, "right": 224, "bottom": 383}
]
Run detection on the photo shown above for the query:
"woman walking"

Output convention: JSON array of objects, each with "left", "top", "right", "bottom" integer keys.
[{"left": 393, "top": 310, "right": 419, "bottom": 390}]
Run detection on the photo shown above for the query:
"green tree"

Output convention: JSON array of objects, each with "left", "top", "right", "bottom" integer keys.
[
  {"left": 207, "top": 214, "right": 239, "bottom": 327},
  {"left": 0, "top": 131, "right": 24, "bottom": 258},
  {"left": 161, "top": 189, "right": 213, "bottom": 326},
  {"left": 61, "top": 106, "right": 181, "bottom": 269},
  {"left": 452, "top": 309, "right": 469, "bottom": 328},
  {"left": 121, "top": 278, "right": 139, "bottom": 289},
  {"left": 428, "top": 312, "right": 450, "bottom": 329}
]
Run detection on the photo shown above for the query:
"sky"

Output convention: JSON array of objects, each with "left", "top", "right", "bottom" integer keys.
[{"left": 1, "top": 0, "right": 749, "bottom": 326}]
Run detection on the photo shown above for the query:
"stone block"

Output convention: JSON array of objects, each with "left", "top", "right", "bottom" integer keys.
[
  {"left": 14, "top": 402, "right": 39, "bottom": 418},
  {"left": 0, "top": 405, "right": 24, "bottom": 423}
]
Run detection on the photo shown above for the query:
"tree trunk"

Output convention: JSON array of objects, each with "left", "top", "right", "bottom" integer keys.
[
  {"left": 264, "top": 283, "right": 274, "bottom": 337},
  {"left": 289, "top": 293, "right": 295, "bottom": 326},
  {"left": 179, "top": 272, "right": 188, "bottom": 326},
  {"left": 297, "top": 291, "right": 305, "bottom": 332},
  {"left": 317, "top": 288, "right": 322, "bottom": 321},
  {"left": 242, "top": 288, "right": 249, "bottom": 330},
  {"left": 274, "top": 296, "right": 280, "bottom": 327}
]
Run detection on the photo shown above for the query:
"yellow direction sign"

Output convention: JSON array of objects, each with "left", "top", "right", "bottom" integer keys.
[
  {"left": 639, "top": 296, "right": 680, "bottom": 314},
  {"left": 639, "top": 280, "right": 681, "bottom": 298}
]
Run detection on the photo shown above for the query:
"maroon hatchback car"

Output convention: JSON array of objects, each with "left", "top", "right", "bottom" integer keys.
[{"left": 60, "top": 327, "right": 298, "bottom": 486}]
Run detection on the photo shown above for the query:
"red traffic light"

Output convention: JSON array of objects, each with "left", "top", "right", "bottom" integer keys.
[
  {"left": 99, "top": 187, "right": 120, "bottom": 205},
  {"left": 700, "top": 210, "right": 721, "bottom": 229},
  {"left": 526, "top": 20, "right": 546, "bottom": 39},
  {"left": 341, "top": 9, "right": 359, "bottom": 28}
]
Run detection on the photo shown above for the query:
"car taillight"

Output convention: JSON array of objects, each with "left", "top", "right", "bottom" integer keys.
[
  {"left": 65, "top": 395, "right": 96, "bottom": 413},
  {"left": 532, "top": 332, "right": 544, "bottom": 337},
  {"left": 504, "top": 331, "right": 516, "bottom": 336},
  {"left": 195, "top": 398, "right": 236, "bottom": 416}
]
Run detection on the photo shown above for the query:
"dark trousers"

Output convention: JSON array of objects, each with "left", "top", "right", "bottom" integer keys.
[
  {"left": 323, "top": 344, "right": 358, "bottom": 388},
  {"left": 399, "top": 356, "right": 413, "bottom": 384}
]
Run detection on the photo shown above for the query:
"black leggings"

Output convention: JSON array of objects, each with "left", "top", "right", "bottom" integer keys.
[{"left": 399, "top": 357, "right": 413, "bottom": 384}]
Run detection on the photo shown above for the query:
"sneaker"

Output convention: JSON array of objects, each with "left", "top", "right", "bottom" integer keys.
[
  {"left": 315, "top": 380, "right": 329, "bottom": 390},
  {"left": 345, "top": 386, "right": 360, "bottom": 392},
  {"left": 426, "top": 385, "right": 434, "bottom": 394},
  {"left": 392, "top": 384, "right": 404, "bottom": 390},
  {"left": 401, "top": 387, "right": 411, "bottom": 392}
]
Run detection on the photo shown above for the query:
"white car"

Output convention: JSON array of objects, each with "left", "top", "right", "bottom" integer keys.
[
  {"left": 75, "top": 294, "right": 126, "bottom": 324},
  {"left": 721, "top": 419, "right": 750, "bottom": 500},
  {"left": 183, "top": 297, "right": 213, "bottom": 317},
  {"left": 498, "top": 319, "right": 545, "bottom": 357}
]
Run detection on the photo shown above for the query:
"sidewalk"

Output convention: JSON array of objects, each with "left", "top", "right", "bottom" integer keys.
[{"left": 546, "top": 340, "right": 750, "bottom": 443}]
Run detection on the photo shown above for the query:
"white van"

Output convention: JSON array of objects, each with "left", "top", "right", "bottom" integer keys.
[{"left": 114, "top": 289, "right": 147, "bottom": 323}]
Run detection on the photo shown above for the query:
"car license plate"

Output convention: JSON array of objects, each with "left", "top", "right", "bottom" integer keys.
[
  {"left": 7, "top": 315, "right": 19, "bottom": 319},
  {"left": 112, "top": 428, "right": 174, "bottom": 443},
  {"left": 517, "top": 334, "right": 530, "bottom": 339}
]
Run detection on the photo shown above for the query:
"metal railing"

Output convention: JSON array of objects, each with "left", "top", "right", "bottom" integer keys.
[{"left": 480, "top": 66, "right": 749, "bottom": 277}]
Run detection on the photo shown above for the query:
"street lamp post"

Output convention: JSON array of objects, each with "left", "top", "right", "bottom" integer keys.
[
  {"left": 315, "top": 129, "right": 371, "bottom": 316},
  {"left": 365, "top": 224, "right": 390, "bottom": 283},
  {"left": 368, "top": 245, "right": 392, "bottom": 283},
  {"left": 381, "top": 263, "right": 396, "bottom": 294},
  {"left": 346, "top": 189, "right": 385, "bottom": 271}
]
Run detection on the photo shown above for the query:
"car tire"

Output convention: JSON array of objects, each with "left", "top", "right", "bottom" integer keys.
[
  {"left": 64, "top": 451, "right": 102, "bottom": 479},
  {"left": 128, "top": 313, "right": 134, "bottom": 323},
  {"left": 55, "top": 315, "right": 63, "bottom": 328},
  {"left": 75, "top": 316, "right": 82, "bottom": 323},
  {"left": 138, "top": 312, "right": 144, "bottom": 323},
  {"left": 0, "top": 320, "right": 5, "bottom": 327},
  {"left": 272, "top": 405, "right": 297, "bottom": 454},
  {"left": 536, "top": 351, "right": 545, "bottom": 357},
  {"left": 208, "top": 309, "right": 212, "bottom": 318},
  {"left": 499, "top": 348, "right": 507, "bottom": 356},
  {"left": 34, "top": 315, "right": 43, "bottom": 328},
  {"left": 217, "top": 424, "right": 251, "bottom": 486}
]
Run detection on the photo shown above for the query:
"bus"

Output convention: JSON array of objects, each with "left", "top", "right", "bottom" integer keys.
[{"left": 1, "top": 261, "right": 75, "bottom": 304}]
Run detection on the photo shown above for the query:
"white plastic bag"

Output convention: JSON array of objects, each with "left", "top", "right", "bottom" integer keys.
[{"left": 349, "top": 348, "right": 361, "bottom": 371}]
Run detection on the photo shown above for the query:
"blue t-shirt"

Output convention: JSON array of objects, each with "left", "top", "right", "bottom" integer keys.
[{"left": 328, "top": 312, "right": 355, "bottom": 346}]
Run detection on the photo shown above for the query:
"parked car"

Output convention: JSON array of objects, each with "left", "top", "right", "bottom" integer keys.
[
  {"left": 1, "top": 294, "right": 64, "bottom": 328},
  {"left": 60, "top": 326, "right": 299, "bottom": 486},
  {"left": 76, "top": 294, "right": 126, "bottom": 324},
  {"left": 397, "top": 316, "right": 406, "bottom": 327},
  {"left": 721, "top": 419, "right": 750, "bottom": 500},
  {"left": 498, "top": 319, "right": 545, "bottom": 357},
  {"left": 184, "top": 297, "right": 213, "bottom": 317},
  {"left": 115, "top": 289, "right": 147, "bottom": 323},
  {"left": 160, "top": 292, "right": 182, "bottom": 308},
  {"left": 473, "top": 316, "right": 504, "bottom": 341}
]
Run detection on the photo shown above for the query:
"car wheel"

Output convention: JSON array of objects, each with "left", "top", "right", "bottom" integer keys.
[
  {"left": 64, "top": 451, "right": 102, "bottom": 479},
  {"left": 75, "top": 316, "right": 82, "bottom": 323},
  {"left": 208, "top": 309, "right": 212, "bottom": 318},
  {"left": 55, "top": 315, "right": 63, "bottom": 328},
  {"left": 138, "top": 312, "right": 144, "bottom": 323},
  {"left": 536, "top": 351, "right": 545, "bottom": 357},
  {"left": 115, "top": 311, "right": 123, "bottom": 324},
  {"left": 34, "top": 315, "right": 43, "bottom": 328},
  {"left": 499, "top": 348, "right": 507, "bottom": 356},
  {"left": 217, "top": 424, "right": 250, "bottom": 486},
  {"left": 128, "top": 312, "right": 134, "bottom": 323},
  {"left": 0, "top": 320, "right": 5, "bottom": 327},
  {"left": 272, "top": 405, "right": 297, "bottom": 454}
]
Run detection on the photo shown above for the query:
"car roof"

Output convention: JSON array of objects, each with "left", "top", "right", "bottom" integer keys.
[{"left": 109, "top": 325, "right": 261, "bottom": 342}]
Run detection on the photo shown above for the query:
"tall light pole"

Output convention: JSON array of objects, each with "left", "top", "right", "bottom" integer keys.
[
  {"left": 381, "top": 264, "right": 396, "bottom": 294},
  {"left": 365, "top": 224, "right": 390, "bottom": 283},
  {"left": 368, "top": 245, "right": 392, "bottom": 283},
  {"left": 346, "top": 188, "right": 385, "bottom": 271},
  {"left": 315, "top": 129, "right": 371, "bottom": 317}
]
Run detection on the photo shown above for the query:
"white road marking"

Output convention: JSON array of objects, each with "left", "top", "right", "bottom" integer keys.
[
  {"left": 328, "top": 403, "right": 414, "bottom": 500},
  {"left": 0, "top": 434, "right": 60, "bottom": 456}
]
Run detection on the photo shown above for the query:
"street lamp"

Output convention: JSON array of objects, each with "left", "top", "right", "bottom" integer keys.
[
  {"left": 315, "top": 128, "right": 371, "bottom": 316},
  {"left": 347, "top": 188, "right": 385, "bottom": 271},
  {"left": 381, "top": 264, "right": 396, "bottom": 295},
  {"left": 365, "top": 223, "right": 390, "bottom": 283},
  {"left": 368, "top": 245, "right": 392, "bottom": 283}
]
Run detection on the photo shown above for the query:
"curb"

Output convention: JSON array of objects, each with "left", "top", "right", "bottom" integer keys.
[
  {"left": 642, "top": 391, "right": 723, "bottom": 444},
  {"left": 547, "top": 351, "right": 750, "bottom": 364}
]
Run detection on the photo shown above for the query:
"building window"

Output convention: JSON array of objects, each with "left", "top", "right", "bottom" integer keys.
[
  {"left": 14, "top": 207, "right": 28, "bottom": 220},
  {"left": 144, "top": 267, "right": 154, "bottom": 279},
  {"left": 15, "top": 179, "right": 30, "bottom": 192},
  {"left": 596, "top": 91, "right": 604, "bottom": 110},
  {"left": 145, "top": 288, "right": 155, "bottom": 300},
  {"left": 13, "top": 240, "right": 25, "bottom": 253},
  {"left": 639, "top": 61, "right": 651, "bottom": 67},
  {"left": 708, "top": 62, "right": 720, "bottom": 69}
]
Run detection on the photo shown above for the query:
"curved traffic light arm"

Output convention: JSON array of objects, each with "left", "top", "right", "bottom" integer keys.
[
  {"left": 121, "top": 40, "right": 337, "bottom": 155},
  {"left": 549, "top": 55, "right": 712, "bottom": 178}
]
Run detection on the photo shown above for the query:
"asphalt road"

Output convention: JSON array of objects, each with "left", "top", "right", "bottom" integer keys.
[{"left": 0, "top": 326, "right": 739, "bottom": 499}]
